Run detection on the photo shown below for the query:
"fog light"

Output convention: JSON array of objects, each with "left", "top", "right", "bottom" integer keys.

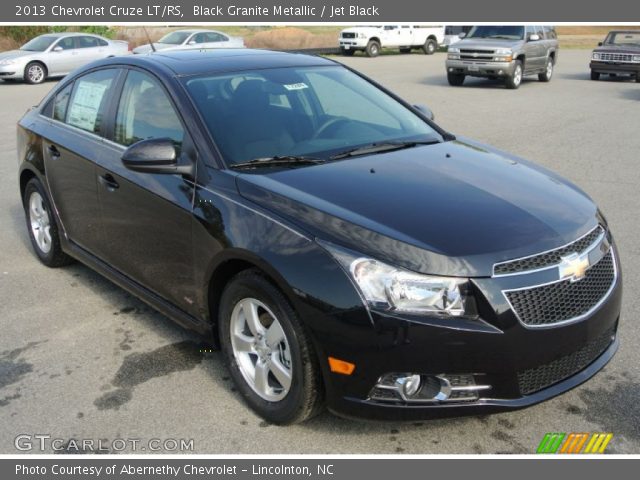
[
  {"left": 398, "top": 374, "right": 421, "bottom": 397},
  {"left": 370, "top": 373, "right": 490, "bottom": 404}
]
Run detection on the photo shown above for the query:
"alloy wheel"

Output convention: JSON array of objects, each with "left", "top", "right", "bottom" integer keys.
[
  {"left": 29, "top": 191, "right": 52, "bottom": 253},
  {"left": 230, "top": 298, "right": 292, "bottom": 402},
  {"left": 28, "top": 65, "right": 44, "bottom": 84}
]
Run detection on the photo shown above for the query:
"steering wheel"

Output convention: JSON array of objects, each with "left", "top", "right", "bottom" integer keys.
[{"left": 312, "top": 117, "right": 352, "bottom": 139}]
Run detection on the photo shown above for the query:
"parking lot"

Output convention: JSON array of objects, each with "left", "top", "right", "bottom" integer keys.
[{"left": 0, "top": 49, "right": 639, "bottom": 454}]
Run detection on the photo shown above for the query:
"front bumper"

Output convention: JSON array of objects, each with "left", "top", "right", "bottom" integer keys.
[
  {"left": 446, "top": 59, "right": 516, "bottom": 77},
  {"left": 315, "top": 243, "right": 622, "bottom": 421},
  {"left": 339, "top": 40, "right": 368, "bottom": 50},
  {"left": 590, "top": 61, "right": 640, "bottom": 76},
  {"left": 0, "top": 64, "right": 23, "bottom": 79}
]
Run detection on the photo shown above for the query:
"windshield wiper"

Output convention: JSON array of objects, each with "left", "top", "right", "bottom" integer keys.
[
  {"left": 487, "top": 35, "right": 516, "bottom": 40},
  {"left": 329, "top": 140, "right": 440, "bottom": 160},
  {"left": 229, "top": 155, "right": 325, "bottom": 170}
]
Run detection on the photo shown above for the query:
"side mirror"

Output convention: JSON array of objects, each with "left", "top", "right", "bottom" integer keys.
[
  {"left": 52, "top": 46, "right": 63, "bottom": 52},
  {"left": 458, "top": 32, "right": 467, "bottom": 39},
  {"left": 598, "top": 42, "right": 603, "bottom": 46},
  {"left": 121, "top": 138, "right": 193, "bottom": 176},
  {"left": 413, "top": 104, "right": 435, "bottom": 121},
  {"left": 187, "top": 40, "right": 197, "bottom": 45},
  {"left": 528, "top": 33, "right": 541, "bottom": 42}
]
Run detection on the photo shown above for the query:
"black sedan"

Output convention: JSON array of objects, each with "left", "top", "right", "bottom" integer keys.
[{"left": 17, "top": 49, "right": 621, "bottom": 424}]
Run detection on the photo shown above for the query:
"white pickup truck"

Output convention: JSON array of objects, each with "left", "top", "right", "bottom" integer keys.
[{"left": 338, "top": 25, "right": 445, "bottom": 57}]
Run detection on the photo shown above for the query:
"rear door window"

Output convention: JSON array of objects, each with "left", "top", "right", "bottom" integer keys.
[{"left": 65, "top": 69, "right": 119, "bottom": 134}]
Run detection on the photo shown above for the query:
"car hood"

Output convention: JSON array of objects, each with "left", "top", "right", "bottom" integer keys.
[
  {"left": 236, "top": 139, "right": 599, "bottom": 277},
  {"left": 455, "top": 38, "right": 523, "bottom": 50},
  {"left": 593, "top": 44, "right": 640, "bottom": 54},
  {"left": 0, "top": 50, "right": 35, "bottom": 61}
]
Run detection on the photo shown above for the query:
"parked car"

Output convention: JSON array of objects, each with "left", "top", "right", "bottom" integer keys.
[
  {"left": 0, "top": 33, "right": 129, "bottom": 85},
  {"left": 590, "top": 30, "right": 640, "bottom": 81},
  {"left": 445, "top": 25, "right": 559, "bottom": 89},
  {"left": 133, "top": 29, "right": 244, "bottom": 54},
  {"left": 443, "top": 26, "right": 473, "bottom": 48},
  {"left": 18, "top": 49, "right": 620, "bottom": 424},
  {"left": 339, "top": 25, "right": 444, "bottom": 57}
]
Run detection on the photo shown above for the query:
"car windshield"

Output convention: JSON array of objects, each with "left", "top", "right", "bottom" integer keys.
[
  {"left": 605, "top": 31, "right": 640, "bottom": 46},
  {"left": 21, "top": 35, "right": 57, "bottom": 52},
  {"left": 184, "top": 65, "right": 443, "bottom": 166},
  {"left": 466, "top": 26, "right": 525, "bottom": 40},
  {"left": 158, "top": 31, "right": 191, "bottom": 45}
]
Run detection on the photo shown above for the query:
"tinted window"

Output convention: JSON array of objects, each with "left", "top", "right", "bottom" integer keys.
[
  {"left": 534, "top": 26, "right": 545, "bottom": 38},
  {"left": 467, "top": 26, "right": 524, "bottom": 40},
  {"left": 55, "top": 37, "right": 76, "bottom": 50},
  {"left": 205, "top": 32, "right": 227, "bottom": 42},
  {"left": 114, "top": 70, "right": 184, "bottom": 148},
  {"left": 66, "top": 69, "right": 118, "bottom": 134},
  {"left": 53, "top": 83, "right": 73, "bottom": 122},
  {"left": 158, "top": 31, "right": 191, "bottom": 45},
  {"left": 21, "top": 35, "right": 57, "bottom": 52},
  {"left": 78, "top": 36, "right": 99, "bottom": 48},
  {"left": 97, "top": 38, "right": 108, "bottom": 47}
]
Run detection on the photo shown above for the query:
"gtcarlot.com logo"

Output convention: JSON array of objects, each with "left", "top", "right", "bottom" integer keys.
[
  {"left": 14, "top": 434, "right": 194, "bottom": 452},
  {"left": 536, "top": 432, "right": 613, "bottom": 454}
]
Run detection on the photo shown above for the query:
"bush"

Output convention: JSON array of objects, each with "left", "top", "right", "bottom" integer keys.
[{"left": 0, "top": 27, "right": 50, "bottom": 45}]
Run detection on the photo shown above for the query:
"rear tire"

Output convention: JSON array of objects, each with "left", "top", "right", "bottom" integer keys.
[
  {"left": 506, "top": 60, "right": 523, "bottom": 89},
  {"left": 447, "top": 73, "right": 465, "bottom": 86},
  {"left": 538, "top": 57, "right": 554, "bottom": 82},
  {"left": 423, "top": 39, "right": 437, "bottom": 55},
  {"left": 590, "top": 71, "right": 600, "bottom": 81},
  {"left": 24, "top": 62, "right": 46, "bottom": 85},
  {"left": 219, "top": 269, "right": 324, "bottom": 424},
  {"left": 23, "top": 178, "right": 73, "bottom": 267},
  {"left": 365, "top": 40, "right": 380, "bottom": 57}
]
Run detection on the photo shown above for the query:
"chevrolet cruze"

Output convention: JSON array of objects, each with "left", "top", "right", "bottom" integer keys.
[{"left": 17, "top": 49, "right": 621, "bottom": 424}]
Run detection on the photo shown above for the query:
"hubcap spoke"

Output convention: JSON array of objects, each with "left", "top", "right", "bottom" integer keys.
[
  {"left": 265, "top": 320, "right": 285, "bottom": 349},
  {"left": 232, "top": 332, "right": 254, "bottom": 353},
  {"left": 29, "top": 192, "right": 51, "bottom": 253},
  {"left": 269, "top": 356, "right": 292, "bottom": 391},
  {"left": 254, "top": 360, "right": 270, "bottom": 396},
  {"left": 242, "top": 300, "right": 264, "bottom": 337}
]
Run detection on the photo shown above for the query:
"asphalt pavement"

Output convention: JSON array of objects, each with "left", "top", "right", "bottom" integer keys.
[{"left": 0, "top": 49, "right": 638, "bottom": 454}]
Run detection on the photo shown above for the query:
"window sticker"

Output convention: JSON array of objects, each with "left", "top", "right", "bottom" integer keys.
[
  {"left": 283, "top": 82, "right": 309, "bottom": 91},
  {"left": 67, "top": 82, "right": 108, "bottom": 132}
]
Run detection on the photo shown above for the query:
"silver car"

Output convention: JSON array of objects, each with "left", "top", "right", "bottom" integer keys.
[
  {"left": 0, "top": 33, "right": 129, "bottom": 85},
  {"left": 133, "top": 29, "right": 244, "bottom": 54}
]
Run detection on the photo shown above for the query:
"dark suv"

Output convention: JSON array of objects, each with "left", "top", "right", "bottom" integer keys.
[
  {"left": 18, "top": 49, "right": 621, "bottom": 424},
  {"left": 590, "top": 30, "right": 640, "bottom": 81}
]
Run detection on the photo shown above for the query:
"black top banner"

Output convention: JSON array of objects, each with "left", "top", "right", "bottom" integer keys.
[{"left": 4, "top": 0, "right": 639, "bottom": 22}]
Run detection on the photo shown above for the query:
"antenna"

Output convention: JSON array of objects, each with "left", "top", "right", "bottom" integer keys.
[{"left": 143, "top": 27, "right": 156, "bottom": 53}]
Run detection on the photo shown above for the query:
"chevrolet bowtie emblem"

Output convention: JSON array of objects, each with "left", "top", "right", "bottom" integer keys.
[{"left": 559, "top": 253, "right": 590, "bottom": 282}]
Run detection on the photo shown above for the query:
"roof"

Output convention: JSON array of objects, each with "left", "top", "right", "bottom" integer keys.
[
  {"left": 121, "top": 48, "right": 336, "bottom": 76},
  {"left": 38, "top": 32, "right": 102, "bottom": 38}
]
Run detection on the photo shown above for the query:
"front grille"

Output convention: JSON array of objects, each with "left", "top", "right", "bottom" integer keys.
[
  {"left": 517, "top": 327, "right": 615, "bottom": 395},
  {"left": 598, "top": 52, "right": 635, "bottom": 63},
  {"left": 505, "top": 251, "right": 615, "bottom": 327},
  {"left": 461, "top": 49, "right": 496, "bottom": 54},
  {"left": 494, "top": 226, "right": 604, "bottom": 275},
  {"left": 341, "top": 32, "right": 356, "bottom": 39}
]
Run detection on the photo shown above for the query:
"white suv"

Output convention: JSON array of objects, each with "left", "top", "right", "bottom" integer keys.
[{"left": 339, "top": 25, "right": 445, "bottom": 57}]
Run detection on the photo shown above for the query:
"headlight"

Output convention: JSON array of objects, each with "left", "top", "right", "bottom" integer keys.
[
  {"left": 0, "top": 58, "right": 17, "bottom": 65},
  {"left": 592, "top": 52, "right": 601, "bottom": 60},
  {"left": 448, "top": 47, "right": 460, "bottom": 53},
  {"left": 495, "top": 48, "right": 512, "bottom": 55},
  {"left": 493, "top": 55, "right": 513, "bottom": 62},
  {"left": 320, "top": 241, "right": 469, "bottom": 316},
  {"left": 633, "top": 55, "right": 640, "bottom": 62}
]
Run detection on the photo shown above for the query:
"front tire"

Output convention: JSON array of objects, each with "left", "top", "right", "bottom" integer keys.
[
  {"left": 590, "top": 70, "right": 600, "bottom": 81},
  {"left": 423, "top": 39, "right": 437, "bottom": 55},
  {"left": 447, "top": 73, "right": 465, "bottom": 86},
  {"left": 506, "top": 60, "right": 523, "bottom": 89},
  {"left": 24, "top": 62, "right": 47, "bottom": 85},
  {"left": 538, "top": 57, "right": 554, "bottom": 82},
  {"left": 365, "top": 40, "right": 380, "bottom": 57},
  {"left": 23, "top": 178, "right": 73, "bottom": 267},
  {"left": 219, "top": 270, "right": 324, "bottom": 424},
  {"left": 340, "top": 48, "right": 355, "bottom": 56}
]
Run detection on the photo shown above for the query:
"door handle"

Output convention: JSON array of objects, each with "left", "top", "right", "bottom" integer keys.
[
  {"left": 98, "top": 173, "right": 119, "bottom": 191},
  {"left": 47, "top": 144, "right": 61, "bottom": 159}
]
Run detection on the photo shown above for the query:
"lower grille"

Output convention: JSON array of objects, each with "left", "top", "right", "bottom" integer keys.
[
  {"left": 505, "top": 251, "right": 616, "bottom": 327},
  {"left": 517, "top": 328, "right": 615, "bottom": 395}
]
